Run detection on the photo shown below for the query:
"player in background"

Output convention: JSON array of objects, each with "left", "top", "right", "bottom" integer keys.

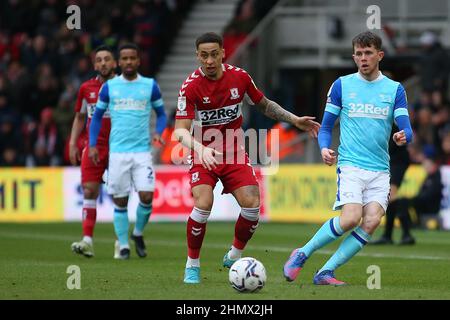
[
  {"left": 174, "top": 32, "right": 321, "bottom": 284},
  {"left": 283, "top": 31, "right": 413, "bottom": 285},
  {"left": 70, "top": 46, "right": 116, "bottom": 258},
  {"left": 89, "top": 43, "right": 167, "bottom": 260}
]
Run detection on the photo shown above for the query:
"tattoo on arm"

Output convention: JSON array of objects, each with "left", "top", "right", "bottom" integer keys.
[{"left": 256, "top": 97, "right": 296, "bottom": 124}]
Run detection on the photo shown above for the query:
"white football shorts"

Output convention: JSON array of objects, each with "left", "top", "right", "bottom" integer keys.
[
  {"left": 107, "top": 152, "right": 155, "bottom": 197},
  {"left": 333, "top": 165, "right": 390, "bottom": 212}
]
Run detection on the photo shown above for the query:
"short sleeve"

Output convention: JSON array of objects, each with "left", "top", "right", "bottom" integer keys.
[
  {"left": 245, "top": 73, "right": 264, "bottom": 104},
  {"left": 75, "top": 85, "right": 86, "bottom": 113},
  {"left": 175, "top": 84, "right": 196, "bottom": 119},
  {"left": 151, "top": 80, "right": 164, "bottom": 109},
  {"left": 393, "top": 84, "right": 409, "bottom": 118},
  {"left": 96, "top": 82, "right": 109, "bottom": 110},
  {"left": 325, "top": 78, "right": 342, "bottom": 116}
]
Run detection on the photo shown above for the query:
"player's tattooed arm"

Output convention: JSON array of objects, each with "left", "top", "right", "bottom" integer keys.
[
  {"left": 255, "top": 97, "right": 297, "bottom": 124},
  {"left": 256, "top": 96, "right": 321, "bottom": 138}
]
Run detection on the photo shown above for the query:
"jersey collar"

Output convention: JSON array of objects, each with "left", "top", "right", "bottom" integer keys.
[
  {"left": 198, "top": 64, "right": 226, "bottom": 77},
  {"left": 356, "top": 71, "right": 384, "bottom": 83},
  {"left": 120, "top": 73, "right": 141, "bottom": 82}
]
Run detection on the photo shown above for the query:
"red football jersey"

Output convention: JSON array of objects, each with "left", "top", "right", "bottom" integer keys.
[
  {"left": 175, "top": 64, "right": 264, "bottom": 153},
  {"left": 74, "top": 77, "right": 111, "bottom": 147}
]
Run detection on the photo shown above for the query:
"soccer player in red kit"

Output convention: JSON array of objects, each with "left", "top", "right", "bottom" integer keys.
[
  {"left": 174, "top": 32, "right": 321, "bottom": 283},
  {"left": 70, "top": 46, "right": 116, "bottom": 257}
]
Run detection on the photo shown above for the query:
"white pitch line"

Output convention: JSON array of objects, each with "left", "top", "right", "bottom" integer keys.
[{"left": 0, "top": 231, "right": 449, "bottom": 261}]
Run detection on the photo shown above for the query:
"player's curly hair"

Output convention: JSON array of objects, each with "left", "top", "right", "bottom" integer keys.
[
  {"left": 196, "top": 32, "right": 223, "bottom": 49},
  {"left": 352, "top": 31, "right": 382, "bottom": 51}
]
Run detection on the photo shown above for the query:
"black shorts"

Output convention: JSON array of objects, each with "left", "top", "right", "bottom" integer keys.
[{"left": 390, "top": 164, "right": 409, "bottom": 187}]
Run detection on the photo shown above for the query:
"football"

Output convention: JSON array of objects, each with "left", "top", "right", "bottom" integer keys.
[{"left": 228, "top": 257, "right": 267, "bottom": 293}]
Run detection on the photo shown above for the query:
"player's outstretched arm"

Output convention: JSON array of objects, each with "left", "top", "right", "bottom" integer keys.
[
  {"left": 174, "top": 119, "right": 221, "bottom": 170},
  {"left": 255, "top": 96, "right": 320, "bottom": 138},
  {"left": 69, "top": 112, "right": 86, "bottom": 165}
]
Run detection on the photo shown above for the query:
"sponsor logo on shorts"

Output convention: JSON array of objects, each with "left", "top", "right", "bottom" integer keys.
[
  {"left": 343, "top": 192, "right": 354, "bottom": 198},
  {"left": 191, "top": 172, "right": 199, "bottom": 183}
]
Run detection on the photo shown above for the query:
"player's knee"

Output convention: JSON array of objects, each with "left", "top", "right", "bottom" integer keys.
[
  {"left": 192, "top": 194, "right": 213, "bottom": 211},
  {"left": 341, "top": 215, "right": 361, "bottom": 231},
  {"left": 194, "top": 200, "right": 213, "bottom": 211},
  {"left": 239, "top": 196, "right": 260, "bottom": 209},
  {"left": 139, "top": 192, "right": 153, "bottom": 205},
  {"left": 113, "top": 197, "right": 128, "bottom": 208},
  {"left": 361, "top": 216, "right": 382, "bottom": 234},
  {"left": 83, "top": 186, "right": 98, "bottom": 199}
]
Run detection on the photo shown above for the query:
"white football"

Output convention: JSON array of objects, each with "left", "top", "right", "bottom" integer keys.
[{"left": 229, "top": 257, "right": 266, "bottom": 293}]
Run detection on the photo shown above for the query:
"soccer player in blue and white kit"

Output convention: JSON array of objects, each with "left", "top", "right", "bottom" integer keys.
[
  {"left": 283, "top": 31, "right": 413, "bottom": 285},
  {"left": 89, "top": 44, "right": 167, "bottom": 259}
]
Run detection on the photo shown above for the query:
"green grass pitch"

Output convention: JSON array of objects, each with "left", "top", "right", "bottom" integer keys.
[{"left": 0, "top": 222, "right": 449, "bottom": 300}]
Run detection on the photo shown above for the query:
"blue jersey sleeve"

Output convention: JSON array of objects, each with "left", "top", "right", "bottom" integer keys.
[
  {"left": 318, "top": 111, "right": 339, "bottom": 150},
  {"left": 150, "top": 80, "right": 167, "bottom": 135},
  {"left": 97, "top": 82, "right": 110, "bottom": 110},
  {"left": 151, "top": 81, "right": 164, "bottom": 108},
  {"left": 393, "top": 84, "right": 413, "bottom": 143},
  {"left": 89, "top": 107, "right": 106, "bottom": 147},
  {"left": 325, "top": 78, "right": 342, "bottom": 115}
]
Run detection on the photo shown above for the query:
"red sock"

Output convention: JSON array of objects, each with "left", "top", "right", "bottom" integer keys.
[
  {"left": 233, "top": 215, "right": 259, "bottom": 250},
  {"left": 82, "top": 203, "right": 97, "bottom": 237},
  {"left": 187, "top": 217, "right": 207, "bottom": 259}
]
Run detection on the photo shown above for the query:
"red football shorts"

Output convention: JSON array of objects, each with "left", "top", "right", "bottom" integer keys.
[
  {"left": 81, "top": 145, "right": 109, "bottom": 184},
  {"left": 189, "top": 153, "right": 258, "bottom": 194}
]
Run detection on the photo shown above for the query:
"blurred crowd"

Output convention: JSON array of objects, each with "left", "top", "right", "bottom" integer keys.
[
  {"left": 407, "top": 31, "right": 450, "bottom": 167},
  {"left": 2, "top": 0, "right": 450, "bottom": 172},
  {"left": 0, "top": 0, "right": 191, "bottom": 166}
]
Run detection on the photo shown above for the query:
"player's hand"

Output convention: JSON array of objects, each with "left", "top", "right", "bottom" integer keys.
[
  {"left": 293, "top": 116, "right": 321, "bottom": 138},
  {"left": 199, "top": 146, "right": 222, "bottom": 171},
  {"left": 152, "top": 134, "right": 165, "bottom": 147},
  {"left": 393, "top": 130, "right": 407, "bottom": 146},
  {"left": 321, "top": 148, "right": 336, "bottom": 166},
  {"left": 88, "top": 147, "right": 99, "bottom": 166},
  {"left": 69, "top": 144, "right": 80, "bottom": 166}
]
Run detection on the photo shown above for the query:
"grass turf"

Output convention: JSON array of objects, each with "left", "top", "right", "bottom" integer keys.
[{"left": 0, "top": 222, "right": 449, "bottom": 300}]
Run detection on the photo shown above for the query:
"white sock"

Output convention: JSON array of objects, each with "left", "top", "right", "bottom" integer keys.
[
  {"left": 228, "top": 246, "right": 242, "bottom": 260},
  {"left": 83, "top": 236, "right": 93, "bottom": 245},
  {"left": 132, "top": 228, "right": 143, "bottom": 237},
  {"left": 186, "top": 257, "right": 200, "bottom": 268}
]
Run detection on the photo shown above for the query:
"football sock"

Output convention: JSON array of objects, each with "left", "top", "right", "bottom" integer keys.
[
  {"left": 82, "top": 199, "right": 97, "bottom": 238},
  {"left": 233, "top": 207, "right": 259, "bottom": 250},
  {"left": 319, "top": 226, "right": 371, "bottom": 273},
  {"left": 133, "top": 202, "right": 152, "bottom": 236},
  {"left": 186, "top": 257, "right": 200, "bottom": 268},
  {"left": 187, "top": 207, "right": 209, "bottom": 259},
  {"left": 114, "top": 206, "right": 129, "bottom": 249},
  {"left": 228, "top": 246, "right": 243, "bottom": 260},
  {"left": 300, "top": 217, "right": 344, "bottom": 257},
  {"left": 82, "top": 236, "right": 93, "bottom": 245}
]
